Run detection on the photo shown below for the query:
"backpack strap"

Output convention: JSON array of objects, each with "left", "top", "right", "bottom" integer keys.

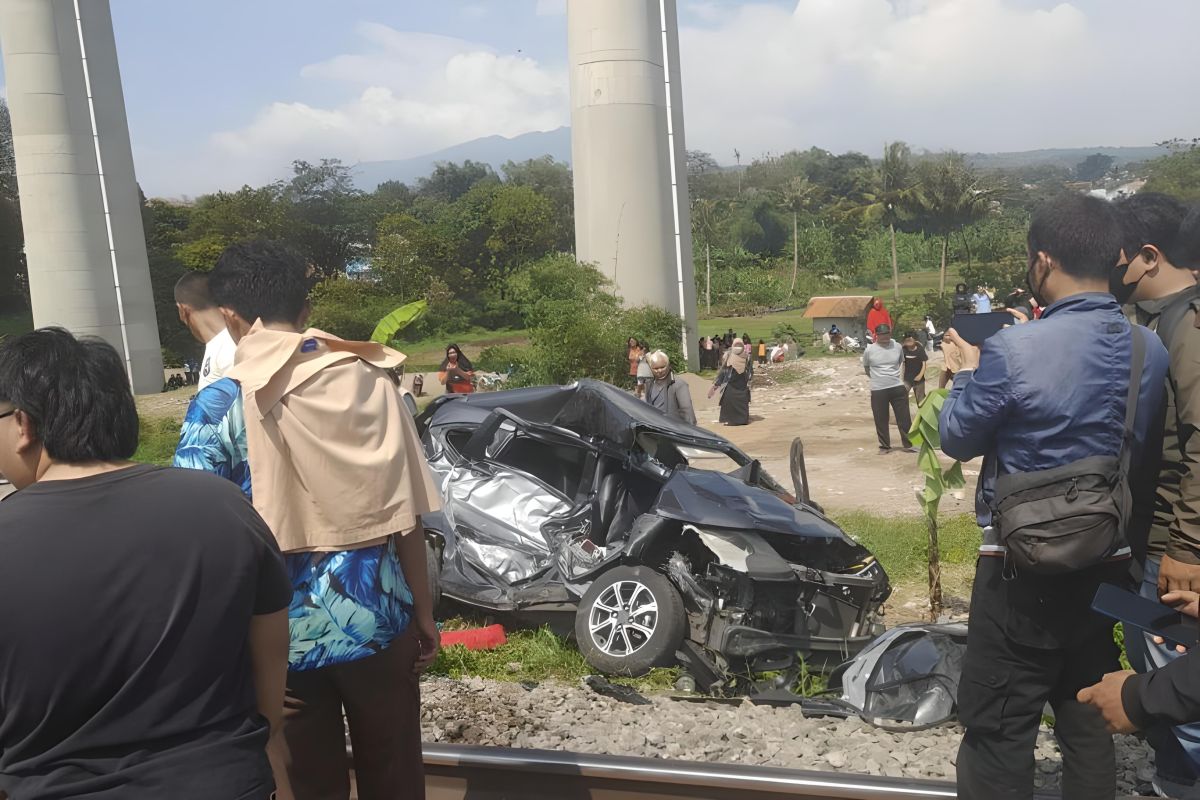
[
  {"left": 1121, "top": 325, "right": 1148, "bottom": 465},
  {"left": 1151, "top": 287, "right": 1200, "bottom": 355}
]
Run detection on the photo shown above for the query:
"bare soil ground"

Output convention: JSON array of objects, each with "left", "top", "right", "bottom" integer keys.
[{"left": 679, "top": 352, "right": 979, "bottom": 518}]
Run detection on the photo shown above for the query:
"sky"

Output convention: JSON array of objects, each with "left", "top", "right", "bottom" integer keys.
[{"left": 2, "top": 0, "right": 1196, "bottom": 198}]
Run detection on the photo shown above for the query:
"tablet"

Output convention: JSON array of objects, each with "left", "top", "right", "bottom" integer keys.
[
  {"left": 1092, "top": 583, "right": 1199, "bottom": 649},
  {"left": 950, "top": 312, "right": 1013, "bottom": 346}
]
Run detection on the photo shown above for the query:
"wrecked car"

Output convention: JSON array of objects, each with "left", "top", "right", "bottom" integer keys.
[{"left": 415, "top": 380, "right": 891, "bottom": 690}]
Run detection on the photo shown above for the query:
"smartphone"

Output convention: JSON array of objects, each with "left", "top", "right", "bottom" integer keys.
[
  {"left": 950, "top": 312, "right": 1013, "bottom": 346},
  {"left": 1092, "top": 583, "right": 1199, "bottom": 648}
]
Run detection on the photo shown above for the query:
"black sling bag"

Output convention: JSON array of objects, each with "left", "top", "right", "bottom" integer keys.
[{"left": 990, "top": 328, "right": 1147, "bottom": 575}]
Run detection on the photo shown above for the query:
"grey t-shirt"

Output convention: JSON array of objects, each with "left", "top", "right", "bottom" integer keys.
[{"left": 863, "top": 341, "right": 904, "bottom": 391}]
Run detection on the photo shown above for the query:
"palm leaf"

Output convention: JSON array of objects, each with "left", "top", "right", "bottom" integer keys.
[{"left": 370, "top": 300, "right": 428, "bottom": 345}]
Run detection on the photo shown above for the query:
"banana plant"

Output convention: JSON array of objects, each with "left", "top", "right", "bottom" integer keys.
[
  {"left": 370, "top": 300, "right": 428, "bottom": 346},
  {"left": 908, "top": 388, "right": 966, "bottom": 619}
]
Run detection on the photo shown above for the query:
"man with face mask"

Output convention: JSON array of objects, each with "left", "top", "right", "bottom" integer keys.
[
  {"left": 939, "top": 195, "right": 1168, "bottom": 800},
  {"left": 1077, "top": 193, "right": 1200, "bottom": 798}
]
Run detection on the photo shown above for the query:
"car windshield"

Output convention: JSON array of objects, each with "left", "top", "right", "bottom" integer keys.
[{"left": 636, "top": 433, "right": 788, "bottom": 494}]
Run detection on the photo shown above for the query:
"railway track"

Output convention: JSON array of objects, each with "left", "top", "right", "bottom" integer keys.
[{"left": 422, "top": 743, "right": 959, "bottom": 800}]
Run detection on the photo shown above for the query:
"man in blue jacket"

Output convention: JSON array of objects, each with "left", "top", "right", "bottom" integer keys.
[{"left": 939, "top": 194, "right": 1168, "bottom": 799}]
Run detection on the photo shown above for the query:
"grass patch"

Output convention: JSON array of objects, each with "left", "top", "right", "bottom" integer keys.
[
  {"left": 428, "top": 624, "right": 680, "bottom": 692},
  {"left": 400, "top": 328, "right": 528, "bottom": 372},
  {"left": 699, "top": 309, "right": 812, "bottom": 344},
  {"left": 133, "top": 416, "right": 181, "bottom": 466},
  {"left": 831, "top": 511, "right": 979, "bottom": 584}
]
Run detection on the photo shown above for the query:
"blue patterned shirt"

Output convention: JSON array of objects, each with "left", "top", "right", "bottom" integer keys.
[{"left": 174, "top": 378, "right": 413, "bottom": 671}]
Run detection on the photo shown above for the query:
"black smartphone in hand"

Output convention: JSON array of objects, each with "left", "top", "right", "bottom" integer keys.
[
  {"left": 1092, "top": 583, "right": 1199, "bottom": 649},
  {"left": 950, "top": 312, "right": 1013, "bottom": 346}
]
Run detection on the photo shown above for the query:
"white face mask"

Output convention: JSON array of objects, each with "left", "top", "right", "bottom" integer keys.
[{"left": 733, "top": 345, "right": 745, "bottom": 355}]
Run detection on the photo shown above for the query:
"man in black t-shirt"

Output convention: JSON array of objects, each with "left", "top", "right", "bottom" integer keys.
[
  {"left": 902, "top": 332, "right": 929, "bottom": 404},
  {"left": 0, "top": 328, "right": 291, "bottom": 800}
]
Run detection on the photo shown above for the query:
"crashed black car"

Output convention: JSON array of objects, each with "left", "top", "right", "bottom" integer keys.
[{"left": 415, "top": 380, "right": 890, "bottom": 690}]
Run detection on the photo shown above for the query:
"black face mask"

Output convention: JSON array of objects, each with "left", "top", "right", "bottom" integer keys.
[{"left": 1109, "top": 261, "right": 1143, "bottom": 306}]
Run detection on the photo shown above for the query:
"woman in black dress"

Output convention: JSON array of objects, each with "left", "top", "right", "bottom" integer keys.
[{"left": 708, "top": 337, "right": 753, "bottom": 425}]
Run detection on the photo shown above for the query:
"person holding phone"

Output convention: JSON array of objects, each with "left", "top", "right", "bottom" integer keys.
[
  {"left": 938, "top": 195, "right": 1168, "bottom": 800},
  {"left": 1079, "top": 588, "right": 1200, "bottom": 744}
]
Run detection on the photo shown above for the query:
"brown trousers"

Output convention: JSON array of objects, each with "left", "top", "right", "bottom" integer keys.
[{"left": 270, "top": 630, "right": 424, "bottom": 800}]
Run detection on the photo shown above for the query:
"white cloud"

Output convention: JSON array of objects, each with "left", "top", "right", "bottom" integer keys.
[
  {"left": 202, "top": 23, "right": 567, "bottom": 191},
  {"left": 678, "top": 0, "right": 1200, "bottom": 161}
]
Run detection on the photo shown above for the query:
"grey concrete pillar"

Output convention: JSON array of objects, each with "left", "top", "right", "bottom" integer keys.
[
  {"left": 568, "top": 0, "right": 699, "bottom": 369},
  {"left": 0, "top": 0, "right": 162, "bottom": 393}
]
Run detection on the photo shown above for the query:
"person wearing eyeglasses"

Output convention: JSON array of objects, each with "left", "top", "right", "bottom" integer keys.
[{"left": 0, "top": 328, "right": 290, "bottom": 800}]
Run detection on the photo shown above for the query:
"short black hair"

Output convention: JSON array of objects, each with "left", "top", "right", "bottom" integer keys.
[
  {"left": 207, "top": 240, "right": 309, "bottom": 325},
  {"left": 173, "top": 270, "right": 215, "bottom": 309},
  {"left": 875, "top": 323, "right": 892, "bottom": 335},
  {"left": 1027, "top": 194, "right": 1124, "bottom": 280},
  {"left": 1115, "top": 193, "right": 1189, "bottom": 266},
  {"left": 1174, "top": 205, "right": 1200, "bottom": 271},
  {"left": 0, "top": 328, "right": 138, "bottom": 462}
]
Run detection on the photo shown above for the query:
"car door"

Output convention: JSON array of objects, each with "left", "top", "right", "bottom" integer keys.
[{"left": 441, "top": 411, "right": 593, "bottom": 588}]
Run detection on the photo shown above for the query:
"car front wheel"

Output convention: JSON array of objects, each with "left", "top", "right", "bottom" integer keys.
[{"left": 574, "top": 565, "right": 686, "bottom": 676}]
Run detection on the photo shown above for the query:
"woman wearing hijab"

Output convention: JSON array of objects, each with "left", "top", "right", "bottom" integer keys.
[
  {"left": 438, "top": 344, "right": 475, "bottom": 394},
  {"left": 866, "top": 298, "right": 893, "bottom": 342},
  {"left": 708, "top": 337, "right": 753, "bottom": 426}
]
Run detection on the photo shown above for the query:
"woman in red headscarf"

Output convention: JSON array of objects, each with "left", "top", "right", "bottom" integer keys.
[{"left": 866, "top": 297, "right": 893, "bottom": 342}]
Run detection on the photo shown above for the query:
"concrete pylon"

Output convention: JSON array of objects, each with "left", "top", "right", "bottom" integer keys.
[
  {"left": 568, "top": 0, "right": 699, "bottom": 370},
  {"left": 0, "top": 0, "right": 162, "bottom": 392}
]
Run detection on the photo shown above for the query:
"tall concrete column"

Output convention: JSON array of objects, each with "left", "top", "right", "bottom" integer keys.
[
  {"left": 0, "top": 0, "right": 162, "bottom": 392},
  {"left": 568, "top": 0, "right": 699, "bottom": 369}
]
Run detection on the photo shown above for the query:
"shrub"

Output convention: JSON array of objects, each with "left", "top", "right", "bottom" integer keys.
[
  {"left": 505, "top": 255, "right": 685, "bottom": 385},
  {"left": 307, "top": 277, "right": 404, "bottom": 342}
]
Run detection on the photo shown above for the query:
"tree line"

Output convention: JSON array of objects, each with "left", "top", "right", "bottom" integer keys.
[{"left": 1, "top": 91, "right": 1198, "bottom": 364}]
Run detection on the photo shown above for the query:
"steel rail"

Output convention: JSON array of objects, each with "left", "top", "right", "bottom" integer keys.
[{"left": 421, "top": 743, "right": 959, "bottom": 800}]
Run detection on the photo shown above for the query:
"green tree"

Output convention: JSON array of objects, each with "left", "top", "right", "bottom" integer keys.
[
  {"left": 176, "top": 185, "right": 289, "bottom": 271},
  {"left": 908, "top": 153, "right": 1002, "bottom": 294},
  {"left": 1074, "top": 153, "right": 1115, "bottom": 182},
  {"left": 691, "top": 197, "right": 729, "bottom": 314},
  {"left": 1143, "top": 146, "right": 1200, "bottom": 202},
  {"left": 485, "top": 184, "right": 558, "bottom": 285},
  {"left": 417, "top": 160, "right": 498, "bottom": 203},
  {"left": 858, "top": 142, "right": 916, "bottom": 302},
  {"left": 502, "top": 156, "right": 574, "bottom": 252},
  {"left": 283, "top": 159, "right": 368, "bottom": 279},
  {"left": 776, "top": 177, "right": 820, "bottom": 297}
]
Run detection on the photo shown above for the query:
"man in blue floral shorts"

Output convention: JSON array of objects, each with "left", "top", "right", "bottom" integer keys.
[{"left": 175, "top": 241, "right": 441, "bottom": 800}]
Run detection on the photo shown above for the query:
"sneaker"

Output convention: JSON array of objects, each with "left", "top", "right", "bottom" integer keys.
[{"left": 878, "top": 447, "right": 892, "bottom": 455}]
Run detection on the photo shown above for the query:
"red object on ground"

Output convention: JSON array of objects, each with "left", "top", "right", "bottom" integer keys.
[{"left": 441, "top": 624, "right": 507, "bottom": 650}]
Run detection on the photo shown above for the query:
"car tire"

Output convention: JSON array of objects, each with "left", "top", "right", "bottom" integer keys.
[
  {"left": 426, "top": 538, "right": 443, "bottom": 614},
  {"left": 574, "top": 565, "right": 686, "bottom": 677}
]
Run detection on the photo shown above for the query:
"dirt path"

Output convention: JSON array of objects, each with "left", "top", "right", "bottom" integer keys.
[{"left": 679, "top": 353, "right": 979, "bottom": 518}]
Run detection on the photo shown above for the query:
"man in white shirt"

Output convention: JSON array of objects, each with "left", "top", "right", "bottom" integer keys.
[{"left": 175, "top": 272, "right": 237, "bottom": 390}]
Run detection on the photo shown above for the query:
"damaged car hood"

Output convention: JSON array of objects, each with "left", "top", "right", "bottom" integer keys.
[{"left": 654, "top": 468, "right": 846, "bottom": 541}]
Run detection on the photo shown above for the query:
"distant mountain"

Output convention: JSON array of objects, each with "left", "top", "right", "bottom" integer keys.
[
  {"left": 351, "top": 132, "right": 1169, "bottom": 190},
  {"left": 352, "top": 127, "right": 573, "bottom": 190},
  {"left": 964, "top": 146, "right": 1169, "bottom": 172}
]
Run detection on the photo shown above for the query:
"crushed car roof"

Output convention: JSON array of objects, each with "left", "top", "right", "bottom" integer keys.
[{"left": 423, "top": 379, "right": 731, "bottom": 451}]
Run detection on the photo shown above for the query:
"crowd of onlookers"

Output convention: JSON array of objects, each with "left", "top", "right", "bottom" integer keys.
[{"left": 13, "top": 191, "right": 1200, "bottom": 800}]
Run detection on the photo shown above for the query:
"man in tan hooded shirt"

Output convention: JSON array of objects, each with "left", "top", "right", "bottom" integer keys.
[{"left": 174, "top": 241, "right": 439, "bottom": 800}]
